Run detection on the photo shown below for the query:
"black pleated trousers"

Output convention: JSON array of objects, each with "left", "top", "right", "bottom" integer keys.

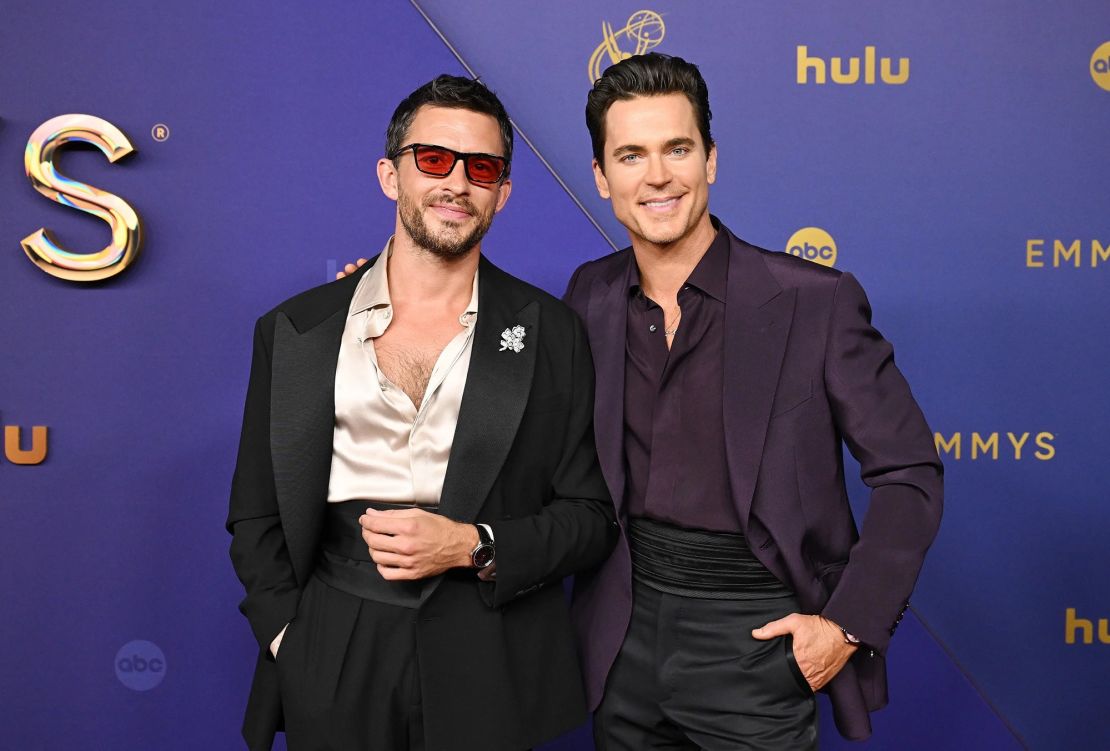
[
  {"left": 275, "top": 575, "right": 426, "bottom": 751},
  {"left": 594, "top": 580, "right": 818, "bottom": 751}
]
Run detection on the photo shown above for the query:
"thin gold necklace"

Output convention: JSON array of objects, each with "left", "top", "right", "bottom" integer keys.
[{"left": 664, "top": 307, "right": 682, "bottom": 337}]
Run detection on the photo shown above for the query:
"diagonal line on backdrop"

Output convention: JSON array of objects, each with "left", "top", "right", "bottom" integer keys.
[
  {"left": 908, "top": 604, "right": 1031, "bottom": 749},
  {"left": 408, "top": 0, "right": 619, "bottom": 252}
]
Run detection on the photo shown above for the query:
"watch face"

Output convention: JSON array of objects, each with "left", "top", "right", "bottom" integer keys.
[{"left": 473, "top": 545, "right": 495, "bottom": 569}]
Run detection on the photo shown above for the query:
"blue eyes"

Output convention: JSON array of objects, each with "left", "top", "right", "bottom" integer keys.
[{"left": 619, "top": 147, "right": 690, "bottom": 164}]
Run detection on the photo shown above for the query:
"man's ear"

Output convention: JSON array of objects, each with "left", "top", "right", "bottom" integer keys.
[
  {"left": 492, "top": 177, "right": 512, "bottom": 214},
  {"left": 377, "top": 157, "right": 399, "bottom": 201},
  {"left": 706, "top": 144, "right": 718, "bottom": 186},
  {"left": 592, "top": 158, "right": 610, "bottom": 199}
]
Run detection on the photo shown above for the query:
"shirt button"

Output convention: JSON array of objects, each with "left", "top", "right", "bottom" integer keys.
[
  {"left": 383, "top": 310, "right": 391, "bottom": 318},
  {"left": 649, "top": 324, "right": 657, "bottom": 332}
]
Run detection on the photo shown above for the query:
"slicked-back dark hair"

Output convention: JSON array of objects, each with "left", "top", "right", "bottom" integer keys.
[
  {"left": 386, "top": 74, "right": 514, "bottom": 167},
  {"left": 586, "top": 53, "right": 713, "bottom": 169}
]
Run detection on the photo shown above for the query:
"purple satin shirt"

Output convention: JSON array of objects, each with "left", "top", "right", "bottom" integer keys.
[{"left": 623, "top": 227, "right": 742, "bottom": 533}]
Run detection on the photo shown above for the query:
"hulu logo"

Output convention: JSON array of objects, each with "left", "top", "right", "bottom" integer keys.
[
  {"left": 796, "top": 45, "right": 909, "bottom": 85},
  {"left": 1064, "top": 608, "right": 1110, "bottom": 645}
]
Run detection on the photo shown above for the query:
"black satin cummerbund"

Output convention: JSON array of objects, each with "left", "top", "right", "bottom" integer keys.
[
  {"left": 627, "top": 517, "right": 793, "bottom": 600},
  {"left": 313, "top": 500, "right": 438, "bottom": 609}
]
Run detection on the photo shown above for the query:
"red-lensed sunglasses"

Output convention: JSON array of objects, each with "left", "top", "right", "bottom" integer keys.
[{"left": 390, "top": 143, "right": 509, "bottom": 185}]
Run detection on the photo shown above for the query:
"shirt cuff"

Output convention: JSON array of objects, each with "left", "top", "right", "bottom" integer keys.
[{"left": 270, "top": 623, "right": 289, "bottom": 658}]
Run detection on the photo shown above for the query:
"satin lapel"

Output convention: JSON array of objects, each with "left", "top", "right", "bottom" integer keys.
[
  {"left": 436, "top": 264, "right": 538, "bottom": 524},
  {"left": 722, "top": 240, "right": 796, "bottom": 528},
  {"left": 270, "top": 309, "right": 346, "bottom": 583},
  {"left": 587, "top": 261, "right": 630, "bottom": 514}
]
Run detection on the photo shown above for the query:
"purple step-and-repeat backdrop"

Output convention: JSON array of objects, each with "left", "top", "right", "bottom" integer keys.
[{"left": 2, "top": 1, "right": 1107, "bottom": 748}]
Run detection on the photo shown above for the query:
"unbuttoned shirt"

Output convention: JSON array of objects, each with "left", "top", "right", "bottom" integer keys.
[
  {"left": 272, "top": 239, "right": 479, "bottom": 657},
  {"left": 327, "top": 239, "right": 479, "bottom": 505},
  {"left": 623, "top": 225, "right": 742, "bottom": 533}
]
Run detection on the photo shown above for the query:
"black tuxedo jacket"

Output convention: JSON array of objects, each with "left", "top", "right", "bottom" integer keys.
[
  {"left": 227, "top": 254, "right": 616, "bottom": 750},
  {"left": 565, "top": 224, "right": 943, "bottom": 741}
]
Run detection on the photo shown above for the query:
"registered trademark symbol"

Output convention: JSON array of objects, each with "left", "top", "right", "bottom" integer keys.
[{"left": 151, "top": 123, "right": 170, "bottom": 142}]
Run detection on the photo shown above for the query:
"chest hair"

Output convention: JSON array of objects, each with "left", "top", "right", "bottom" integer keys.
[{"left": 374, "top": 340, "right": 445, "bottom": 410}]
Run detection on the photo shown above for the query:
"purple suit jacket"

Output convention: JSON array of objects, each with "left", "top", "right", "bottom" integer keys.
[{"left": 564, "top": 224, "right": 943, "bottom": 741}]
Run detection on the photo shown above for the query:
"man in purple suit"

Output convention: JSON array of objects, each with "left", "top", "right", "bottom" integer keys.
[{"left": 562, "top": 53, "right": 943, "bottom": 749}]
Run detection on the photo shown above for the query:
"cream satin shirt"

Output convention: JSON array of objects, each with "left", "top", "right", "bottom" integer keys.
[
  {"left": 272, "top": 241, "right": 478, "bottom": 658},
  {"left": 327, "top": 240, "right": 479, "bottom": 505}
]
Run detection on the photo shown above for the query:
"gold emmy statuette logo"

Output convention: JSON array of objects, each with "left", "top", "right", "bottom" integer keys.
[
  {"left": 22, "top": 114, "right": 143, "bottom": 282},
  {"left": 588, "top": 10, "right": 665, "bottom": 83},
  {"left": 2, "top": 422, "right": 48, "bottom": 465},
  {"left": 797, "top": 46, "right": 909, "bottom": 85},
  {"left": 1091, "top": 41, "right": 1110, "bottom": 92},
  {"left": 785, "top": 227, "right": 837, "bottom": 267}
]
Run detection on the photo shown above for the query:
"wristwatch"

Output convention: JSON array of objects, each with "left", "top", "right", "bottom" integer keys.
[{"left": 470, "top": 524, "right": 496, "bottom": 569}]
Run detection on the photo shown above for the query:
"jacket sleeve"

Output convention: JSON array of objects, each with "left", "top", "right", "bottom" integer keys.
[
  {"left": 819, "top": 273, "right": 943, "bottom": 653},
  {"left": 486, "top": 313, "right": 618, "bottom": 606},
  {"left": 226, "top": 316, "right": 301, "bottom": 656}
]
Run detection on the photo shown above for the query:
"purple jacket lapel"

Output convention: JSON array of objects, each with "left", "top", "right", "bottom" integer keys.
[
  {"left": 586, "top": 255, "right": 631, "bottom": 515},
  {"left": 721, "top": 231, "right": 796, "bottom": 528}
]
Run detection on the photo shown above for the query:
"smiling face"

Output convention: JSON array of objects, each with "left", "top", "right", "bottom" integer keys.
[
  {"left": 593, "top": 93, "right": 716, "bottom": 250},
  {"left": 378, "top": 105, "right": 512, "bottom": 259}
]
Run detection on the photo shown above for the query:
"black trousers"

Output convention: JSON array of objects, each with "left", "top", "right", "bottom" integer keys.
[
  {"left": 594, "top": 580, "right": 818, "bottom": 751},
  {"left": 276, "top": 574, "right": 425, "bottom": 751}
]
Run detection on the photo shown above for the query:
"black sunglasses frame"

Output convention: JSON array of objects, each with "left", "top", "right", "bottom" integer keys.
[{"left": 389, "top": 143, "right": 509, "bottom": 185}]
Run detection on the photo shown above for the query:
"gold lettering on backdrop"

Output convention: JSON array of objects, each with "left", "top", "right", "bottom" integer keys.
[
  {"left": 935, "top": 432, "right": 961, "bottom": 460},
  {"left": 1065, "top": 608, "right": 1110, "bottom": 644},
  {"left": 1054, "top": 240, "right": 1081, "bottom": 268},
  {"left": 22, "top": 114, "right": 143, "bottom": 282},
  {"left": 4, "top": 425, "right": 48, "bottom": 465},
  {"left": 1034, "top": 432, "right": 1055, "bottom": 460},
  {"left": 934, "top": 432, "right": 1055, "bottom": 460},
  {"left": 971, "top": 432, "right": 998, "bottom": 460},
  {"left": 1026, "top": 239, "right": 1045, "bottom": 267},
  {"left": 1093, "top": 240, "right": 1110, "bottom": 267},
  {"left": 1026, "top": 239, "right": 1109, "bottom": 269},
  {"left": 796, "top": 46, "right": 909, "bottom": 85},
  {"left": 830, "top": 57, "right": 859, "bottom": 84},
  {"left": 1006, "top": 431, "right": 1029, "bottom": 460}
]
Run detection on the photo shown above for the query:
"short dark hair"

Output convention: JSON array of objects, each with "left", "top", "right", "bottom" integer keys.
[
  {"left": 585, "top": 53, "right": 713, "bottom": 168},
  {"left": 386, "top": 75, "right": 514, "bottom": 167}
]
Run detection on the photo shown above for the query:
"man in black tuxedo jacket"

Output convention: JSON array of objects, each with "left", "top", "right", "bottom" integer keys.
[{"left": 226, "top": 75, "right": 616, "bottom": 751}]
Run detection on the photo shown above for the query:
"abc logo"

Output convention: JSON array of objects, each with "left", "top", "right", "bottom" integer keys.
[
  {"left": 1092, "top": 41, "right": 1110, "bottom": 92},
  {"left": 115, "top": 640, "right": 166, "bottom": 691},
  {"left": 786, "top": 227, "right": 837, "bottom": 267}
]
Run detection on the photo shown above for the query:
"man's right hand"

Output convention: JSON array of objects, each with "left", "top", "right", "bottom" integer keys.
[{"left": 336, "top": 258, "right": 369, "bottom": 280}]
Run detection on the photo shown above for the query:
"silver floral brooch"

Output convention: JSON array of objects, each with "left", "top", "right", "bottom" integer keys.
[{"left": 499, "top": 325, "right": 526, "bottom": 353}]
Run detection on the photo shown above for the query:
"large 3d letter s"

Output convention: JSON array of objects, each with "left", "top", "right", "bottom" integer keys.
[{"left": 22, "top": 114, "right": 142, "bottom": 282}]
